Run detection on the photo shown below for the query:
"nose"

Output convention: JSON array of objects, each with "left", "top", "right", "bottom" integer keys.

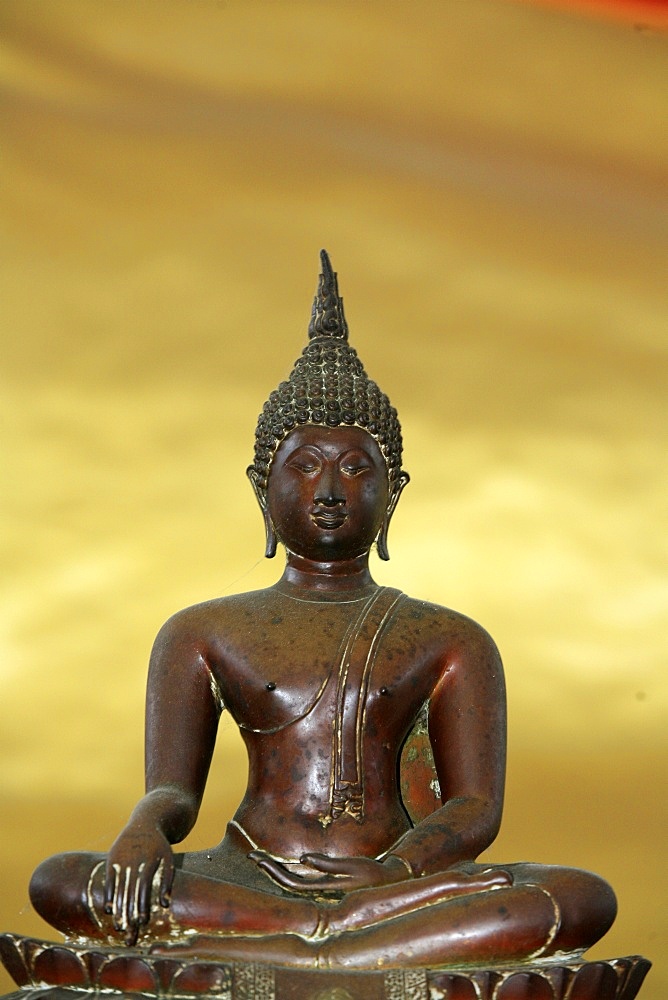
[{"left": 314, "top": 465, "right": 345, "bottom": 507}]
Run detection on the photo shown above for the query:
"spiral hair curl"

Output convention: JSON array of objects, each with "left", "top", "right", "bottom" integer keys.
[{"left": 251, "top": 250, "right": 404, "bottom": 494}]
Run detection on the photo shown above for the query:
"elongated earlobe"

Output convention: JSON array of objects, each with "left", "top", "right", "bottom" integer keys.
[
  {"left": 262, "top": 511, "right": 278, "bottom": 559},
  {"left": 247, "top": 466, "right": 278, "bottom": 559},
  {"left": 376, "top": 471, "right": 410, "bottom": 561}
]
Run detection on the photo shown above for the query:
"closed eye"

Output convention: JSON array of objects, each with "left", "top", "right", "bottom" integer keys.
[
  {"left": 341, "top": 464, "right": 369, "bottom": 477},
  {"left": 288, "top": 461, "right": 319, "bottom": 474}
]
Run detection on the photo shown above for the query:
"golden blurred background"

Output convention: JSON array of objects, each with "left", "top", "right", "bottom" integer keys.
[{"left": 1, "top": 0, "right": 666, "bottom": 993}]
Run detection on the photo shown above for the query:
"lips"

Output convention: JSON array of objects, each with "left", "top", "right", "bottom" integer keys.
[{"left": 310, "top": 510, "right": 348, "bottom": 529}]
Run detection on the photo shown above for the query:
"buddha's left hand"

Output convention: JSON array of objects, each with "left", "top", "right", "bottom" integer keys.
[{"left": 249, "top": 851, "right": 409, "bottom": 893}]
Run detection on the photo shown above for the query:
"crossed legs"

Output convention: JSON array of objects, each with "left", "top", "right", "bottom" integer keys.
[{"left": 29, "top": 852, "right": 615, "bottom": 969}]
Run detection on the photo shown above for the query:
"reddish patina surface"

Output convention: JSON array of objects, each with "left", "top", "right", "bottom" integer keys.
[{"left": 1, "top": 254, "right": 649, "bottom": 996}]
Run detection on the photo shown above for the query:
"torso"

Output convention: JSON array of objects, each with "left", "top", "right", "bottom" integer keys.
[{"left": 196, "top": 584, "right": 459, "bottom": 861}]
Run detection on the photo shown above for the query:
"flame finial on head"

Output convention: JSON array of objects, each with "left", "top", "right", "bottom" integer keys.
[
  {"left": 308, "top": 249, "right": 349, "bottom": 341},
  {"left": 250, "top": 249, "right": 406, "bottom": 507}
]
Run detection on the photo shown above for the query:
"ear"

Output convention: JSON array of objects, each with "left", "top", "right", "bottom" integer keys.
[
  {"left": 247, "top": 466, "right": 277, "bottom": 559},
  {"left": 376, "top": 471, "right": 410, "bottom": 561}
]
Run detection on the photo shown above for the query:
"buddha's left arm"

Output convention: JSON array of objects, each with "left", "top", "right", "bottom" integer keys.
[{"left": 389, "top": 619, "right": 506, "bottom": 877}]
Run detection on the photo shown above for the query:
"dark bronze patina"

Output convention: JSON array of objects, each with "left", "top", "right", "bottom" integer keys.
[{"left": 1, "top": 252, "right": 650, "bottom": 999}]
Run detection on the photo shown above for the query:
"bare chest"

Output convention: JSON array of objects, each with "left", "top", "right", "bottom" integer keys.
[{"left": 208, "top": 591, "right": 443, "bottom": 738}]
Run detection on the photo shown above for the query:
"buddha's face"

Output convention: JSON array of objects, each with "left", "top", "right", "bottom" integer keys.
[{"left": 267, "top": 425, "right": 390, "bottom": 562}]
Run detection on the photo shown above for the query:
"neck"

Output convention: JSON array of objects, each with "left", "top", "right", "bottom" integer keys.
[{"left": 278, "top": 551, "right": 377, "bottom": 597}]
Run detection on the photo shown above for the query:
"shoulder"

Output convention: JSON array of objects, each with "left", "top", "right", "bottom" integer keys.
[
  {"left": 395, "top": 593, "right": 495, "bottom": 642},
  {"left": 153, "top": 588, "right": 275, "bottom": 649},
  {"left": 395, "top": 594, "right": 502, "bottom": 667}
]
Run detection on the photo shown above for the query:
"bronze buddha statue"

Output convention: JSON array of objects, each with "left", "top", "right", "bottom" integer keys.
[{"left": 2, "top": 252, "right": 649, "bottom": 998}]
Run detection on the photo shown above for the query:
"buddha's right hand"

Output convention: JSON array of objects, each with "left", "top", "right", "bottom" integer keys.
[{"left": 103, "top": 826, "right": 175, "bottom": 946}]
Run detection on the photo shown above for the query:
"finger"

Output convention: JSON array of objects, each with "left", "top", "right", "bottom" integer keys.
[
  {"left": 159, "top": 853, "right": 175, "bottom": 908},
  {"left": 103, "top": 861, "right": 118, "bottom": 915},
  {"left": 137, "top": 862, "right": 155, "bottom": 925},
  {"left": 249, "top": 852, "right": 301, "bottom": 887},
  {"left": 300, "top": 853, "right": 356, "bottom": 876},
  {"left": 132, "top": 861, "right": 157, "bottom": 928},
  {"left": 124, "top": 919, "right": 139, "bottom": 947},
  {"left": 249, "top": 852, "right": 335, "bottom": 892},
  {"left": 113, "top": 865, "right": 133, "bottom": 932}
]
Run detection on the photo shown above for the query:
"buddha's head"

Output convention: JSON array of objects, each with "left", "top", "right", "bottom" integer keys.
[{"left": 248, "top": 250, "right": 409, "bottom": 561}]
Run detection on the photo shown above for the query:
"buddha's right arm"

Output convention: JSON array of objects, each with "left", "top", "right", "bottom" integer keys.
[
  {"left": 104, "top": 609, "right": 222, "bottom": 941},
  {"left": 144, "top": 608, "right": 221, "bottom": 813},
  {"left": 103, "top": 788, "right": 188, "bottom": 942}
]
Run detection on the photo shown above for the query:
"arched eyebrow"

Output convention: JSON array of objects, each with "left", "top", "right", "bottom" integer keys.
[
  {"left": 284, "top": 445, "right": 324, "bottom": 463},
  {"left": 341, "top": 444, "right": 379, "bottom": 461}
]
